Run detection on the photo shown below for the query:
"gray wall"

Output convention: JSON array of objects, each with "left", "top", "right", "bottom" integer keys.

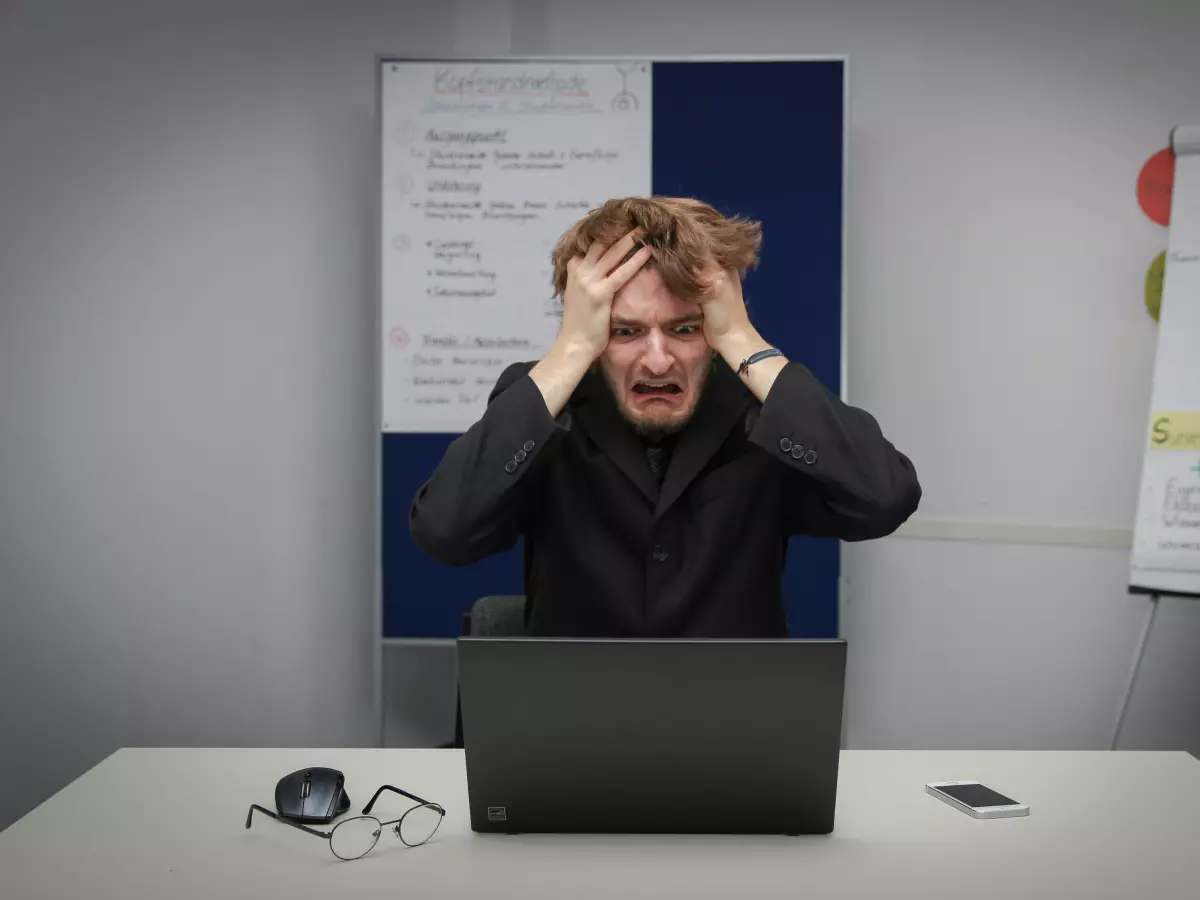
[
  {"left": 0, "top": 0, "right": 444, "bottom": 829},
  {"left": 3, "top": 0, "right": 1200, "bottom": 832}
]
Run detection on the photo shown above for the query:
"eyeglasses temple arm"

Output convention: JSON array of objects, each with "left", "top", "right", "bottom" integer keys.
[
  {"left": 362, "top": 785, "right": 444, "bottom": 815},
  {"left": 245, "top": 804, "right": 333, "bottom": 839}
]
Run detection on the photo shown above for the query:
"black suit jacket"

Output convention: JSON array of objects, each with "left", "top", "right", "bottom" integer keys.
[{"left": 410, "top": 359, "right": 920, "bottom": 637}]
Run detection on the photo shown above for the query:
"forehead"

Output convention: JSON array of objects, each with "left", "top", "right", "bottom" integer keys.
[{"left": 610, "top": 268, "right": 701, "bottom": 324}]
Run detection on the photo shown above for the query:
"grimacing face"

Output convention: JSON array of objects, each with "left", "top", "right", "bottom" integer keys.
[{"left": 598, "top": 267, "right": 713, "bottom": 438}]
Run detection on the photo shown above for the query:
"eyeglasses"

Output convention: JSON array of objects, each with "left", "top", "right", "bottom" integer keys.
[{"left": 246, "top": 785, "right": 446, "bottom": 861}]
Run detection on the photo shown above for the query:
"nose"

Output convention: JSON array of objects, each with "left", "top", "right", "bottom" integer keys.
[{"left": 641, "top": 328, "right": 674, "bottom": 376}]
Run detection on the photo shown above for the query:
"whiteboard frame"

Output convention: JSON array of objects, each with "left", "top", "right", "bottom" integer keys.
[{"left": 374, "top": 54, "right": 850, "bottom": 742}]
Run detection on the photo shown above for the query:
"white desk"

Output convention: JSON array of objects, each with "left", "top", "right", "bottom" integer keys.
[{"left": 1, "top": 749, "right": 1198, "bottom": 898}]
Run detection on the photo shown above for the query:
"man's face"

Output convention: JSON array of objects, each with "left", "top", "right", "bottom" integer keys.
[{"left": 598, "top": 267, "right": 712, "bottom": 438}]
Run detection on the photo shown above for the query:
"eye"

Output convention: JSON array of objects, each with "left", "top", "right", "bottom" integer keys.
[
  {"left": 673, "top": 324, "right": 700, "bottom": 336},
  {"left": 611, "top": 327, "right": 637, "bottom": 338}
]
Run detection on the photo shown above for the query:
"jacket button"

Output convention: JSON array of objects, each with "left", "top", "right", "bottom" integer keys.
[
  {"left": 779, "top": 438, "right": 793, "bottom": 453},
  {"left": 504, "top": 460, "right": 518, "bottom": 474},
  {"left": 804, "top": 449, "right": 818, "bottom": 464},
  {"left": 652, "top": 544, "right": 669, "bottom": 563},
  {"left": 523, "top": 440, "right": 535, "bottom": 452},
  {"left": 514, "top": 449, "right": 527, "bottom": 462},
  {"left": 791, "top": 445, "right": 804, "bottom": 460}
]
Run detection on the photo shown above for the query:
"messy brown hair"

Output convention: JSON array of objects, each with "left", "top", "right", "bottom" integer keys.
[{"left": 550, "top": 196, "right": 762, "bottom": 301}]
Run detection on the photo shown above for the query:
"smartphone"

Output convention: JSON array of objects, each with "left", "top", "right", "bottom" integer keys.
[{"left": 925, "top": 781, "right": 1029, "bottom": 818}]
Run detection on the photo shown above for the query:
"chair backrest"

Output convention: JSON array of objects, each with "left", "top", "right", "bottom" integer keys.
[{"left": 464, "top": 595, "right": 527, "bottom": 637}]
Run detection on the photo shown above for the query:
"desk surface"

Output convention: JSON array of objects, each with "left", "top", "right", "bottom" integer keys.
[{"left": 1, "top": 748, "right": 1198, "bottom": 899}]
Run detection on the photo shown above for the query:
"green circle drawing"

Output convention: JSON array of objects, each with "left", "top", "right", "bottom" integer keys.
[{"left": 1145, "top": 251, "right": 1166, "bottom": 322}]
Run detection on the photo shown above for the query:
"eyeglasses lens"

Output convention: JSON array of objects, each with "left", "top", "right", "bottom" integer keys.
[
  {"left": 329, "top": 816, "right": 382, "bottom": 861},
  {"left": 398, "top": 804, "right": 443, "bottom": 847}
]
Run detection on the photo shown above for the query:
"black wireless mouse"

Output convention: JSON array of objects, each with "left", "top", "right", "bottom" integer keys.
[{"left": 274, "top": 767, "right": 351, "bottom": 824}]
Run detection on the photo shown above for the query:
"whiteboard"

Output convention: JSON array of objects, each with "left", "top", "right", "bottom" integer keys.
[
  {"left": 380, "top": 60, "right": 652, "bottom": 433},
  {"left": 379, "top": 56, "right": 847, "bottom": 638},
  {"left": 1130, "top": 125, "right": 1200, "bottom": 597}
]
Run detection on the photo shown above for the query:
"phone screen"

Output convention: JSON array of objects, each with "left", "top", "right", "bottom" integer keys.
[{"left": 935, "top": 783, "right": 1018, "bottom": 808}]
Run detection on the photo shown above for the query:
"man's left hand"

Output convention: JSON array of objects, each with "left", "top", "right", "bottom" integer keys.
[
  {"left": 700, "top": 268, "right": 772, "bottom": 362},
  {"left": 698, "top": 269, "right": 755, "bottom": 351},
  {"left": 699, "top": 268, "right": 788, "bottom": 402}
]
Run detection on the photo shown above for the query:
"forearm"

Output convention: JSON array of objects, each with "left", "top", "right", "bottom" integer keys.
[
  {"left": 528, "top": 338, "right": 596, "bottom": 417},
  {"left": 410, "top": 365, "right": 570, "bottom": 565},
  {"left": 747, "top": 361, "right": 921, "bottom": 537},
  {"left": 711, "top": 328, "right": 789, "bottom": 403}
]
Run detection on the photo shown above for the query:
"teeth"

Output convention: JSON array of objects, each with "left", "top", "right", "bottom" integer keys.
[{"left": 634, "top": 382, "right": 679, "bottom": 393}]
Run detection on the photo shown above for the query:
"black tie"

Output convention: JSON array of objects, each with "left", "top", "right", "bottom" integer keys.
[{"left": 645, "top": 444, "right": 669, "bottom": 484}]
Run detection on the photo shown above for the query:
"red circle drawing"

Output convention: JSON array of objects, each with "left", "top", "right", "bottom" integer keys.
[
  {"left": 389, "top": 327, "right": 410, "bottom": 349},
  {"left": 392, "top": 234, "right": 411, "bottom": 252},
  {"left": 1137, "top": 148, "right": 1174, "bottom": 226}
]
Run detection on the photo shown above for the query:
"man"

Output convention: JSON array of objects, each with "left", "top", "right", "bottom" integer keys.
[{"left": 410, "top": 197, "right": 920, "bottom": 637}]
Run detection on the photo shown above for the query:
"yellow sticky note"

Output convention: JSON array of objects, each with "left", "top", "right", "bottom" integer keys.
[{"left": 1149, "top": 412, "right": 1200, "bottom": 449}]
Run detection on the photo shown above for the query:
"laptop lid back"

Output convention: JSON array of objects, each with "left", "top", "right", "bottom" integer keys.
[{"left": 458, "top": 638, "right": 846, "bottom": 834}]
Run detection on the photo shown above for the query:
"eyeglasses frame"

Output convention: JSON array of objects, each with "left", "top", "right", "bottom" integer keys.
[{"left": 245, "top": 784, "right": 446, "bottom": 860}]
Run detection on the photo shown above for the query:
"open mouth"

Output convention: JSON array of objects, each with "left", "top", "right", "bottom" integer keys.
[{"left": 632, "top": 381, "right": 683, "bottom": 398}]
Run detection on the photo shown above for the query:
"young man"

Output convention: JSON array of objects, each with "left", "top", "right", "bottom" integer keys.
[{"left": 410, "top": 197, "right": 921, "bottom": 637}]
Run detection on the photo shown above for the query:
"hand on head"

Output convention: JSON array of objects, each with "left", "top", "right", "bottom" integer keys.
[
  {"left": 695, "top": 266, "right": 753, "bottom": 350},
  {"left": 560, "top": 228, "right": 653, "bottom": 360}
]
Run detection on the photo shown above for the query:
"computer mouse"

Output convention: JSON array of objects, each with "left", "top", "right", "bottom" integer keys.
[{"left": 274, "top": 767, "right": 351, "bottom": 824}]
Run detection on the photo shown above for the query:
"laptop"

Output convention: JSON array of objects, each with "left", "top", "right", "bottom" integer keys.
[{"left": 457, "top": 637, "right": 847, "bottom": 835}]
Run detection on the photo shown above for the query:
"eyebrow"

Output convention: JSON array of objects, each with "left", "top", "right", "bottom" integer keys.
[{"left": 610, "top": 315, "right": 703, "bottom": 328}]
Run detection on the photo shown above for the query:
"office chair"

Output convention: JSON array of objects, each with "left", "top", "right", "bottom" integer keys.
[
  {"left": 460, "top": 594, "right": 527, "bottom": 639},
  {"left": 448, "top": 595, "right": 527, "bottom": 749}
]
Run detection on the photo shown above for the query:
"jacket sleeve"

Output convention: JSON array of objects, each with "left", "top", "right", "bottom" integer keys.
[
  {"left": 409, "top": 362, "right": 572, "bottom": 565},
  {"left": 746, "top": 361, "right": 921, "bottom": 541}
]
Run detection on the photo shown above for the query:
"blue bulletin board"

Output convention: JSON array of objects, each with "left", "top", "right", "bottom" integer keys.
[{"left": 380, "top": 57, "right": 845, "bottom": 639}]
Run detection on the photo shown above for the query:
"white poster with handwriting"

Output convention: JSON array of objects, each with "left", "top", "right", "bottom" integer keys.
[
  {"left": 380, "top": 60, "right": 652, "bottom": 432},
  {"left": 1131, "top": 126, "right": 1200, "bottom": 595}
]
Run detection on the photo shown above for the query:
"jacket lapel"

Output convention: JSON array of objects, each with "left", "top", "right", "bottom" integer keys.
[
  {"left": 574, "top": 368, "right": 660, "bottom": 505},
  {"left": 655, "top": 362, "right": 748, "bottom": 519}
]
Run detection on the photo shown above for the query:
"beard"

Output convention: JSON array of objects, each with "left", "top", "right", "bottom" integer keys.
[{"left": 600, "top": 355, "right": 714, "bottom": 441}]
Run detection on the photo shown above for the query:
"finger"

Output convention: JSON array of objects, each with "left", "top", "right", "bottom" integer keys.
[
  {"left": 700, "top": 267, "right": 733, "bottom": 297},
  {"left": 596, "top": 227, "right": 646, "bottom": 275},
  {"left": 699, "top": 269, "right": 723, "bottom": 296},
  {"left": 605, "top": 244, "right": 653, "bottom": 292},
  {"left": 582, "top": 239, "right": 609, "bottom": 266}
]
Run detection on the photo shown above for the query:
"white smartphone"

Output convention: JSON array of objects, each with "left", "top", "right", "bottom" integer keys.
[{"left": 925, "top": 781, "right": 1029, "bottom": 818}]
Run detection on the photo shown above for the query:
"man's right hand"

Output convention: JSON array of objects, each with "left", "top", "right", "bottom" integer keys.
[
  {"left": 559, "top": 228, "right": 652, "bottom": 360},
  {"left": 530, "top": 229, "right": 652, "bottom": 417}
]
